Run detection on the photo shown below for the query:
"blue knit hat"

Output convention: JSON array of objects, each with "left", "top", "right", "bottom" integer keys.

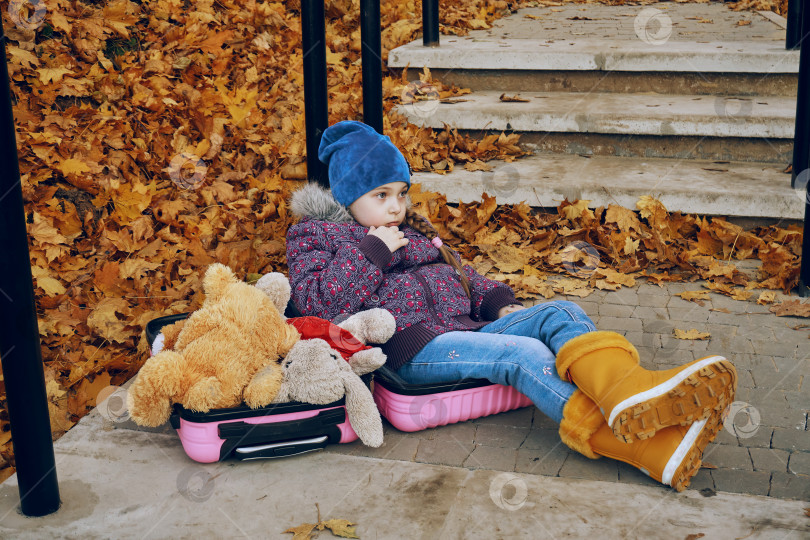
[{"left": 318, "top": 120, "right": 411, "bottom": 207}]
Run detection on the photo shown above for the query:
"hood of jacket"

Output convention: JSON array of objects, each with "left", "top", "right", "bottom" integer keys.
[
  {"left": 289, "top": 182, "right": 413, "bottom": 225},
  {"left": 289, "top": 182, "right": 355, "bottom": 224}
]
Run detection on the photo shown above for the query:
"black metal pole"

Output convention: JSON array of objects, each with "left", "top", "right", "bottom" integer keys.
[
  {"left": 301, "top": 0, "right": 329, "bottom": 188},
  {"left": 360, "top": 0, "right": 383, "bottom": 133},
  {"left": 422, "top": 0, "right": 440, "bottom": 47},
  {"left": 0, "top": 17, "right": 61, "bottom": 516},
  {"left": 787, "top": 0, "right": 804, "bottom": 50},
  {"left": 794, "top": 0, "right": 810, "bottom": 296}
]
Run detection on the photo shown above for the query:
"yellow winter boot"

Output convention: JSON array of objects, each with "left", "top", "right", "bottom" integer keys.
[
  {"left": 557, "top": 331, "right": 736, "bottom": 442},
  {"left": 560, "top": 390, "right": 725, "bottom": 492}
]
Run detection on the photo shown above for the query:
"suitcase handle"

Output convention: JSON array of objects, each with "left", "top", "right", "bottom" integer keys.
[
  {"left": 234, "top": 435, "right": 329, "bottom": 460},
  {"left": 217, "top": 407, "right": 346, "bottom": 441}
]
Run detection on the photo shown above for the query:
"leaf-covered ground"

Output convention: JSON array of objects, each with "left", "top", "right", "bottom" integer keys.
[{"left": 0, "top": 0, "right": 797, "bottom": 482}]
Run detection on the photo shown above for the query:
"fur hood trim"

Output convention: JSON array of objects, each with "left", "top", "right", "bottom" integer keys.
[{"left": 289, "top": 183, "right": 354, "bottom": 223}]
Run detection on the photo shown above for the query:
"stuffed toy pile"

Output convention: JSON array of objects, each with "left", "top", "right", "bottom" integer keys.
[{"left": 127, "top": 263, "right": 395, "bottom": 447}]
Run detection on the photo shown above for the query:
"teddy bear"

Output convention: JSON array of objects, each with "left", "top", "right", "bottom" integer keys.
[
  {"left": 128, "top": 263, "right": 397, "bottom": 449},
  {"left": 275, "top": 312, "right": 396, "bottom": 447},
  {"left": 127, "top": 263, "right": 301, "bottom": 427}
]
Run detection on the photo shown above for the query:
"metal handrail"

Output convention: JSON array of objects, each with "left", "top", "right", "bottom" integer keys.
[
  {"left": 792, "top": 0, "right": 810, "bottom": 296},
  {"left": 0, "top": 18, "right": 61, "bottom": 516}
]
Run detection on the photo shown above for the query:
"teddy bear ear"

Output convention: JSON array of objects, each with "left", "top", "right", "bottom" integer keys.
[
  {"left": 254, "top": 272, "right": 291, "bottom": 313},
  {"left": 203, "top": 263, "right": 237, "bottom": 301}
]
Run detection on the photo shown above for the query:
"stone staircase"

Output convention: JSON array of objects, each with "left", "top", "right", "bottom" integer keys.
[{"left": 387, "top": 1, "right": 803, "bottom": 219}]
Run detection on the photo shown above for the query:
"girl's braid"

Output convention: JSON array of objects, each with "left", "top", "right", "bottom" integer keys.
[{"left": 403, "top": 207, "right": 472, "bottom": 298}]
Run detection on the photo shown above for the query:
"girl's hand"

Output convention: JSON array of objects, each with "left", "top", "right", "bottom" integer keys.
[
  {"left": 368, "top": 226, "right": 409, "bottom": 253},
  {"left": 498, "top": 304, "right": 525, "bottom": 319}
]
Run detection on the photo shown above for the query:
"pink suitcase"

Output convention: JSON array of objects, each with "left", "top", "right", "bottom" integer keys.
[
  {"left": 372, "top": 366, "right": 533, "bottom": 432},
  {"left": 145, "top": 313, "right": 360, "bottom": 463}
]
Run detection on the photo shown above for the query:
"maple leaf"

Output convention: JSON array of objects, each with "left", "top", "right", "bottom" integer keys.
[
  {"left": 283, "top": 522, "right": 317, "bottom": 540},
  {"left": 38, "top": 67, "right": 74, "bottom": 85},
  {"left": 757, "top": 291, "right": 777, "bottom": 305},
  {"left": 770, "top": 300, "right": 810, "bottom": 318},
  {"left": 561, "top": 200, "right": 594, "bottom": 221},
  {"left": 674, "top": 329, "right": 711, "bottom": 340},
  {"left": 320, "top": 519, "right": 359, "bottom": 539},
  {"left": 676, "top": 291, "right": 709, "bottom": 305}
]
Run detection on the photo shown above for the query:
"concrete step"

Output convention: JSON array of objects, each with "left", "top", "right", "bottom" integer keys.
[
  {"left": 389, "top": 39, "right": 799, "bottom": 96},
  {"left": 395, "top": 90, "right": 796, "bottom": 163},
  {"left": 411, "top": 152, "right": 804, "bottom": 219}
]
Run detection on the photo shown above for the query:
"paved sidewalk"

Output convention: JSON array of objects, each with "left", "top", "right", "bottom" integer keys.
[
  {"left": 326, "top": 273, "right": 810, "bottom": 501},
  {"left": 1, "top": 405, "right": 808, "bottom": 538}
]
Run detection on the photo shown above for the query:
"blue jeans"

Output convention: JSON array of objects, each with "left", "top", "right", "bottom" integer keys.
[{"left": 396, "top": 301, "right": 597, "bottom": 423}]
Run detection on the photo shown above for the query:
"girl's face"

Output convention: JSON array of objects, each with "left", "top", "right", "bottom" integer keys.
[{"left": 349, "top": 181, "right": 409, "bottom": 228}]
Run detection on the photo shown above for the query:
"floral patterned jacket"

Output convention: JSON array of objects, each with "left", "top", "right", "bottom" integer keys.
[{"left": 285, "top": 183, "right": 521, "bottom": 370}]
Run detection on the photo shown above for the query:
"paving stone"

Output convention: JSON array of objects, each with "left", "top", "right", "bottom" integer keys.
[
  {"left": 532, "top": 409, "right": 558, "bottom": 430},
  {"left": 788, "top": 451, "right": 810, "bottom": 475},
  {"left": 749, "top": 447, "right": 790, "bottom": 473},
  {"left": 749, "top": 338, "right": 802, "bottom": 360},
  {"left": 414, "top": 438, "right": 474, "bottom": 467},
  {"left": 771, "top": 325, "right": 810, "bottom": 342},
  {"left": 575, "top": 300, "right": 599, "bottom": 318},
  {"left": 463, "top": 444, "right": 517, "bottom": 471},
  {"left": 711, "top": 469, "right": 771, "bottom": 496},
  {"left": 769, "top": 471, "right": 810, "bottom": 500},
  {"left": 711, "top": 425, "right": 740, "bottom": 447},
  {"left": 706, "top": 310, "right": 750, "bottom": 325},
  {"left": 636, "top": 294, "right": 670, "bottom": 308},
  {"left": 660, "top": 334, "right": 710, "bottom": 352},
  {"left": 687, "top": 469, "right": 716, "bottom": 492},
  {"left": 702, "top": 444, "right": 753, "bottom": 470},
  {"left": 735, "top": 369, "right": 756, "bottom": 389},
  {"left": 753, "top": 404, "right": 807, "bottom": 430},
  {"left": 785, "top": 391, "right": 810, "bottom": 411},
  {"left": 557, "top": 453, "right": 619, "bottom": 482},
  {"left": 735, "top": 324, "right": 774, "bottom": 341},
  {"left": 632, "top": 306, "right": 669, "bottom": 321},
  {"left": 420, "top": 421, "right": 477, "bottom": 443},
  {"left": 598, "top": 303, "right": 635, "bottom": 318},
  {"left": 636, "top": 283, "right": 670, "bottom": 296},
  {"left": 621, "top": 331, "right": 645, "bottom": 347},
  {"left": 725, "top": 352, "right": 758, "bottom": 370},
  {"left": 750, "top": 360, "right": 803, "bottom": 391},
  {"left": 710, "top": 294, "right": 754, "bottom": 311},
  {"left": 704, "top": 323, "right": 739, "bottom": 339},
  {"left": 595, "top": 316, "right": 643, "bottom": 332},
  {"left": 521, "top": 428, "right": 565, "bottom": 451},
  {"left": 325, "top": 438, "right": 365, "bottom": 455},
  {"left": 772, "top": 428, "right": 809, "bottom": 452},
  {"left": 652, "top": 348, "right": 698, "bottom": 364},
  {"left": 474, "top": 424, "right": 530, "bottom": 448},
  {"left": 515, "top": 447, "right": 569, "bottom": 476},
  {"left": 601, "top": 288, "right": 639, "bottom": 306},
  {"left": 667, "top": 306, "right": 711, "bottom": 322},
  {"left": 705, "top": 336, "right": 754, "bottom": 354},
  {"left": 473, "top": 406, "right": 534, "bottom": 428},
  {"left": 735, "top": 426, "right": 774, "bottom": 449}
]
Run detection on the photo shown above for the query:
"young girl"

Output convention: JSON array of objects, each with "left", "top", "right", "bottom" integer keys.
[{"left": 286, "top": 120, "right": 737, "bottom": 492}]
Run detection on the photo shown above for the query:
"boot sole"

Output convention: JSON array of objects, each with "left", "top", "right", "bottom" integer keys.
[
  {"left": 610, "top": 357, "right": 737, "bottom": 442},
  {"left": 665, "top": 406, "right": 727, "bottom": 492}
]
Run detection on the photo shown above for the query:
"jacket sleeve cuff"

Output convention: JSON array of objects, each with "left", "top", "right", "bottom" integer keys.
[
  {"left": 480, "top": 287, "right": 522, "bottom": 321},
  {"left": 359, "top": 235, "right": 393, "bottom": 269}
]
